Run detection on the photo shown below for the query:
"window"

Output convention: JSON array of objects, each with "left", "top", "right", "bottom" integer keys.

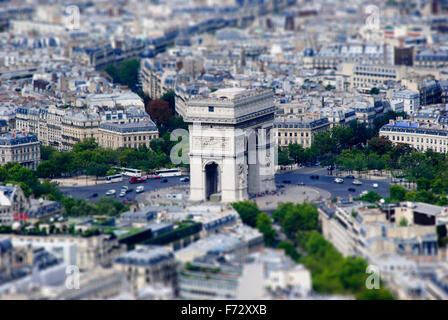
[{"left": 208, "top": 106, "right": 214, "bottom": 112}]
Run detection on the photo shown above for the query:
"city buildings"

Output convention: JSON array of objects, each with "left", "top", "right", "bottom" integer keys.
[{"left": 0, "top": 131, "right": 40, "bottom": 169}]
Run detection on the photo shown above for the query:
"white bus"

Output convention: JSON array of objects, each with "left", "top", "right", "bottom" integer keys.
[
  {"left": 154, "top": 168, "right": 182, "bottom": 178},
  {"left": 105, "top": 174, "right": 123, "bottom": 183},
  {"left": 121, "top": 168, "right": 142, "bottom": 177}
]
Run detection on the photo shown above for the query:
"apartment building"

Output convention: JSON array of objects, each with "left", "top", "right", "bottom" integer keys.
[
  {"left": 97, "top": 121, "right": 159, "bottom": 150},
  {"left": 274, "top": 117, "right": 330, "bottom": 148},
  {"left": 318, "top": 201, "right": 440, "bottom": 261},
  {"left": 7, "top": 233, "right": 124, "bottom": 271},
  {"left": 392, "top": 89, "right": 420, "bottom": 114},
  {"left": 0, "top": 184, "right": 28, "bottom": 226},
  {"left": 341, "top": 63, "right": 407, "bottom": 89},
  {"left": 113, "top": 245, "right": 178, "bottom": 294},
  {"left": 0, "top": 131, "right": 40, "bottom": 169},
  {"left": 61, "top": 110, "right": 100, "bottom": 151},
  {"left": 379, "top": 119, "right": 448, "bottom": 153},
  {"left": 16, "top": 104, "right": 156, "bottom": 151}
]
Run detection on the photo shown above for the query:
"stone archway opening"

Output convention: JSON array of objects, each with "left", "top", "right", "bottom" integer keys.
[{"left": 205, "top": 162, "right": 219, "bottom": 200}]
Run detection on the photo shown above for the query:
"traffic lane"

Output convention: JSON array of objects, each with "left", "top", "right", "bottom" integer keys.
[
  {"left": 60, "top": 176, "right": 189, "bottom": 202},
  {"left": 276, "top": 172, "right": 390, "bottom": 199}
]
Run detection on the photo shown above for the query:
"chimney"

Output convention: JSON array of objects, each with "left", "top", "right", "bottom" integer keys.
[
  {"left": 12, "top": 129, "right": 16, "bottom": 138},
  {"left": 22, "top": 130, "right": 26, "bottom": 136}
]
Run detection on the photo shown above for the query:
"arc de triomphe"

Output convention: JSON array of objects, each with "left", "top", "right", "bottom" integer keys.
[{"left": 184, "top": 88, "right": 276, "bottom": 202}]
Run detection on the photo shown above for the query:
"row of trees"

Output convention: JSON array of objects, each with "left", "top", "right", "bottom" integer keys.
[
  {"left": 62, "top": 196, "right": 131, "bottom": 217},
  {"left": 272, "top": 202, "right": 394, "bottom": 299},
  {"left": 105, "top": 59, "right": 141, "bottom": 92},
  {"left": 36, "top": 136, "right": 180, "bottom": 179},
  {"left": 0, "top": 162, "right": 62, "bottom": 200},
  {"left": 232, "top": 200, "right": 394, "bottom": 299},
  {"left": 231, "top": 201, "right": 277, "bottom": 246},
  {"left": 279, "top": 111, "right": 405, "bottom": 166}
]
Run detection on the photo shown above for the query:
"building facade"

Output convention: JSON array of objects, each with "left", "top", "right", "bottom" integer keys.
[{"left": 0, "top": 131, "right": 40, "bottom": 169}]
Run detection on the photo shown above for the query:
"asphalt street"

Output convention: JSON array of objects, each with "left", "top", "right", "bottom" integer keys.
[
  {"left": 60, "top": 176, "right": 189, "bottom": 203},
  {"left": 61, "top": 166, "right": 391, "bottom": 203},
  {"left": 275, "top": 166, "right": 391, "bottom": 199}
]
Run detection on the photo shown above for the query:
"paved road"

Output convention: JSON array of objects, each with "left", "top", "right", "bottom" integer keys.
[
  {"left": 60, "top": 176, "right": 189, "bottom": 203},
  {"left": 275, "top": 167, "right": 390, "bottom": 199},
  {"left": 61, "top": 166, "right": 391, "bottom": 203}
]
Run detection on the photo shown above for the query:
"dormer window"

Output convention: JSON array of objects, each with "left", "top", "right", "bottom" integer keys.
[{"left": 209, "top": 106, "right": 214, "bottom": 112}]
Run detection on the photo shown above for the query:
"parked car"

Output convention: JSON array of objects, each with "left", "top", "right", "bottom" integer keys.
[
  {"left": 136, "top": 186, "right": 145, "bottom": 193},
  {"left": 180, "top": 177, "right": 190, "bottom": 182},
  {"left": 345, "top": 175, "right": 355, "bottom": 179},
  {"left": 161, "top": 178, "right": 168, "bottom": 183},
  {"left": 373, "top": 183, "right": 379, "bottom": 188},
  {"left": 334, "top": 178, "right": 344, "bottom": 184},
  {"left": 119, "top": 191, "right": 126, "bottom": 197},
  {"left": 310, "top": 175, "right": 319, "bottom": 180},
  {"left": 352, "top": 179, "right": 363, "bottom": 185},
  {"left": 105, "top": 189, "right": 116, "bottom": 196},
  {"left": 298, "top": 181, "right": 305, "bottom": 186},
  {"left": 282, "top": 180, "right": 292, "bottom": 184}
]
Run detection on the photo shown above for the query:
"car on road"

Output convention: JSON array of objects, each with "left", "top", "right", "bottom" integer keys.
[
  {"left": 161, "top": 178, "right": 168, "bottom": 183},
  {"left": 360, "top": 190, "right": 368, "bottom": 197},
  {"left": 310, "top": 175, "right": 319, "bottom": 180},
  {"left": 90, "top": 193, "right": 98, "bottom": 198},
  {"left": 334, "top": 178, "right": 344, "bottom": 184},
  {"left": 105, "top": 189, "right": 116, "bottom": 196},
  {"left": 129, "top": 176, "right": 148, "bottom": 184},
  {"left": 345, "top": 175, "right": 355, "bottom": 179},
  {"left": 298, "top": 181, "right": 305, "bottom": 186},
  {"left": 136, "top": 186, "right": 145, "bottom": 193},
  {"left": 348, "top": 187, "right": 356, "bottom": 192},
  {"left": 352, "top": 179, "right": 363, "bottom": 185},
  {"left": 119, "top": 191, "right": 126, "bottom": 197},
  {"left": 180, "top": 177, "right": 190, "bottom": 182},
  {"left": 373, "top": 183, "right": 379, "bottom": 188},
  {"left": 282, "top": 180, "right": 292, "bottom": 184},
  {"left": 121, "top": 186, "right": 129, "bottom": 191}
]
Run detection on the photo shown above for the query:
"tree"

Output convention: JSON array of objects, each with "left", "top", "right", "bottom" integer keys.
[
  {"left": 146, "top": 99, "right": 174, "bottom": 127},
  {"left": 288, "top": 143, "right": 306, "bottom": 164},
  {"left": 232, "top": 201, "right": 260, "bottom": 227},
  {"left": 278, "top": 147, "right": 292, "bottom": 166},
  {"left": 277, "top": 241, "right": 300, "bottom": 261},
  {"left": 273, "top": 202, "right": 319, "bottom": 239},
  {"left": 367, "top": 137, "right": 392, "bottom": 155},
  {"left": 370, "top": 87, "right": 380, "bottom": 95},
  {"left": 256, "top": 212, "right": 276, "bottom": 246},
  {"left": 390, "top": 185, "right": 407, "bottom": 202},
  {"left": 40, "top": 145, "right": 57, "bottom": 161},
  {"left": 118, "top": 59, "right": 140, "bottom": 90},
  {"left": 358, "top": 191, "right": 381, "bottom": 203},
  {"left": 399, "top": 217, "right": 408, "bottom": 227},
  {"left": 161, "top": 90, "right": 176, "bottom": 112}
]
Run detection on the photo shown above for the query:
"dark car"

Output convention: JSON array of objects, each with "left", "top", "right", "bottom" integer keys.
[
  {"left": 348, "top": 188, "right": 356, "bottom": 192},
  {"left": 126, "top": 188, "right": 133, "bottom": 193},
  {"left": 345, "top": 175, "right": 355, "bottom": 179},
  {"left": 310, "top": 175, "right": 319, "bottom": 180},
  {"left": 282, "top": 180, "right": 292, "bottom": 184},
  {"left": 90, "top": 193, "right": 98, "bottom": 198},
  {"left": 161, "top": 178, "right": 168, "bottom": 183}
]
